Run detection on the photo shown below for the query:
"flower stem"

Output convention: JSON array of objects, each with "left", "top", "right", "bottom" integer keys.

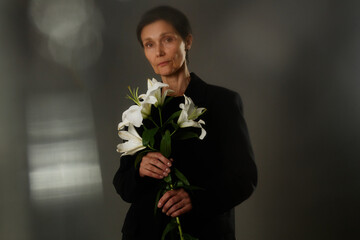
[
  {"left": 170, "top": 129, "right": 177, "bottom": 137},
  {"left": 149, "top": 117, "right": 159, "bottom": 128},
  {"left": 158, "top": 108, "right": 163, "bottom": 127},
  {"left": 147, "top": 145, "right": 157, "bottom": 151},
  {"left": 175, "top": 217, "right": 184, "bottom": 240},
  {"left": 169, "top": 183, "right": 184, "bottom": 240}
]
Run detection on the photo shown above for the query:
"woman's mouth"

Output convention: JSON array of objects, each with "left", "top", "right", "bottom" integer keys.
[{"left": 158, "top": 61, "right": 170, "bottom": 67}]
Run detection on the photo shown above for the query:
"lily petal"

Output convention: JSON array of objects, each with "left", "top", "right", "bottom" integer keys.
[
  {"left": 199, "top": 127, "right": 207, "bottom": 140},
  {"left": 117, "top": 124, "right": 146, "bottom": 156},
  {"left": 141, "top": 78, "right": 169, "bottom": 108},
  {"left": 116, "top": 141, "right": 146, "bottom": 156},
  {"left": 121, "top": 105, "right": 143, "bottom": 128},
  {"left": 177, "top": 95, "right": 207, "bottom": 140}
]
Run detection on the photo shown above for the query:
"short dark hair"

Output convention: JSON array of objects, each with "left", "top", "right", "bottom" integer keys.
[{"left": 136, "top": 6, "right": 192, "bottom": 47}]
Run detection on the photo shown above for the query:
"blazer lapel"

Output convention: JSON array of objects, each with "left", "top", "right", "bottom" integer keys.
[{"left": 185, "top": 72, "right": 208, "bottom": 107}]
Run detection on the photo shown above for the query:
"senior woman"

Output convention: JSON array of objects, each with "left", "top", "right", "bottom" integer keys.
[{"left": 113, "top": 5, "right": 257, "bottom": 240}]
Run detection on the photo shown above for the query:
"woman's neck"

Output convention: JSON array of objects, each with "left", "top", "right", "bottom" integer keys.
[{"left": 161, "top": 64, "right": 191, "bottom": 97}]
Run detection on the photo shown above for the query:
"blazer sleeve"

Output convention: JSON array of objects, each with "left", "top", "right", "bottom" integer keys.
[
  {"left": 113, "top": 154, "right": 158, "bottom": 203},
  {"left": 191, "top": 90, "right": 257, "bottom": 216}
]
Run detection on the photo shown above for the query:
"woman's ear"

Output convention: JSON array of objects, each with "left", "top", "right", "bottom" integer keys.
[{"left": 185, "top": 34, "right": 193, "bottom": 50}]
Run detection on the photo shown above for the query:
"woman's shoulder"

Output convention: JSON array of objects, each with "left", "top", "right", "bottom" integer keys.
[
  {"left": 208, "top": 82, "right": 240, "bottom": 99},
  {"left": 190, "top": 73, "right": 241, "bottom": 103}
]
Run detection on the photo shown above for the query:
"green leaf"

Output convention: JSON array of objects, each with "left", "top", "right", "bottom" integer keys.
[
  {"left": 164, "top": 110, "right": 181, "bottom": 126},
  {"left": 160, "top": 130, "right": 171, "bottom": 158},
  {"left": 142, "top": 127, "right": 159, "bottom": 147},
  {"left": 174, "top": 168, "right": 190, "bottom": 186},
  {"left": 168, "top": 120, "right": 180, "bottom": 133},
  {"left": 154, "top": 188, "right": 163, "bottom": 216},
  {"left": 174, "top": 131, "right": 199, "bottom": 141},
  {"left": 163, "top": 174, "right": 172, "bottom": 184},
  {"left": 161, "top": 220, "right": 177, "bottom": 240},
  {"left": 134, "top": 151, "right": 149, "bottom": 169},
  {"left": 175, "top": 181, "right": 184, "bottom": 188}
]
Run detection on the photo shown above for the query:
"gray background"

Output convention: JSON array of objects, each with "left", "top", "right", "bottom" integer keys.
[{"left": 1, "top": 0, "right": 359, "bottom": 239}]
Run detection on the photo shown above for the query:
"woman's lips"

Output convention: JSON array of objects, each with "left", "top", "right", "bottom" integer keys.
[{"left": 158, "top": 61, "right": 170, "bottom": 67}]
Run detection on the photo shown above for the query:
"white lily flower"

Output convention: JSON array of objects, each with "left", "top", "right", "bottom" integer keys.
[
  {"left": 119, "top": 78, "right": 169, "bottom": 130},
  {"left": 140, "top": 95, "right": 157, "bottom": 118},
  {"left": 139, "top": 78, "right": 169, "bottom": 107},
  {"left": 118, "top": 105, "right": 143, "bottom": 130},
  {"left": 117, "top": 124, "right": 146, "bottom": 156},
  {"left": 177, "top": 95, "right": 207, "bottom": 140}
]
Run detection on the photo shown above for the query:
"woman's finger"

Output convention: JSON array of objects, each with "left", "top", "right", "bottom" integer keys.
[
  {"left": 146, "top": 152, "right": 172, "bottom": 167},
  {"left": 149, "top": 158, "right": 171, "bottom": 174},
  {"left": 169, "top": 202, "right": 192, "bottom": 217},
  {"left": 158, "top": 189, "right": 176, "bottom": 209},
  {"left": 158, "top": 189, "right": 192, "bottom": 217},
  {"left": 139, "top": 152, "right": 172, "bottom": 178},
  {"left": 139, "top": 160, "right": 164, "bottom": 178},
  {"left": 140, "top": 167, "right": 164, "bottom": 179},
  {"left": 165, "top": 191, "right": 192, "bottom": 217},
  {"left": 144, "top": 161, "right": 169, "bottom": 177}
]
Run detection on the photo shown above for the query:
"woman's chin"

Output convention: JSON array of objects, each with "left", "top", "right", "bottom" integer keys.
[
  {"left": 156, "top": 66, "right": 185, "bottom": 77},
  {"left": 156, "top": 69, "right": 176, "bottom": 77}
]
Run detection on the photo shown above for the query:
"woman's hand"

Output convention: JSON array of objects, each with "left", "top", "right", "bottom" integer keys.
[
  {"left": 158, "top": 188, "right": 192, "bottom": 217},
  {"left": 139, "top": 152, "right": 172, "bottom": 179}
]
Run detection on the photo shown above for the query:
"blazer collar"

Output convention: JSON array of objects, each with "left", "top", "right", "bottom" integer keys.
[{"left": 185, "top": 72, "right": 208, "bottom": 106}]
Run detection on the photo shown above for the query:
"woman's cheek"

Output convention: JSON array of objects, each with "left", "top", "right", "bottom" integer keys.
[{"left": 151, "top": 59, "right": 158, "bottom": 73}]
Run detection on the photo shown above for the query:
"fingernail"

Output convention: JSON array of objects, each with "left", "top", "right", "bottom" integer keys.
[
  {"left": 167, "top": 162, "right": 171, "bottom": 166},
  {"left": 163, "top": 172, "right": 168, "bottom": 176},
  {"left": 165, "top": 168, "right": 170, "bottom": 172},
  {"left": 158, "top": 202, "right": 162, "bottom": 207}
]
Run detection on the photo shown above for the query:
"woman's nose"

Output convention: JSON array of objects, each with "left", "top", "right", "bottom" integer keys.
[{"left": 156, "top": 44, "right": 165, "bottom": 57}]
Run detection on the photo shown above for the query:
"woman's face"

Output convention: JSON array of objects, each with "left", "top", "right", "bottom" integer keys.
[{"left": 140, "top": 20, "right": 191, "bottom": 76}]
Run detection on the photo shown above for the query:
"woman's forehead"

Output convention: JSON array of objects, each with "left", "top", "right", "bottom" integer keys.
[{"left": 141, "top": 20, "right": 178, "bottom": 40}]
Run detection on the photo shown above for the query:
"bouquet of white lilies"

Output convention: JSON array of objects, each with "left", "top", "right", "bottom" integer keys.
[{"left": 117, "top": 78, "right": 206, "bottom": 240}]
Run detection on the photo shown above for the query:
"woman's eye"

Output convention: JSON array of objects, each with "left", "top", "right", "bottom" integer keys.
[
  {"left": 164, "top": 37, "right": 173, "bottom": 43},
  {"left": 144, "top": 42, "right": 153, "bottom": 48}
]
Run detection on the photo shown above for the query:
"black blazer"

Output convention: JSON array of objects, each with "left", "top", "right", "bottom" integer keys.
[{"left": 113, "top": 73, "right": 257, "bottom": 240}]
